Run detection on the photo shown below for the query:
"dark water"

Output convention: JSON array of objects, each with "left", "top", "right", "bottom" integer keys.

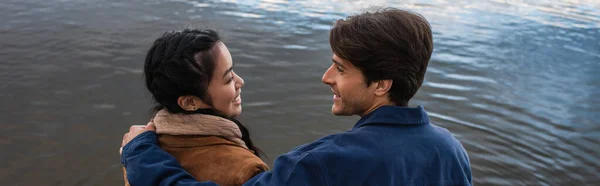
[{"left": 1, "top": 0, "right": 599, "bottom": 185}]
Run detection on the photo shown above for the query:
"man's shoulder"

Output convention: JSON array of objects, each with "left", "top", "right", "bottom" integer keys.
[
  {"left": 428, "top": 124, "right": 467, "bottom": 148},
  {"left": 302, "top": 131, "right": 383, "bottom": 163},
  {"left": 286, "top": 130, "right": 378, "bottom": 160},
  {"left": 286, "top": 132, "right": 342, "bottom": 155}
]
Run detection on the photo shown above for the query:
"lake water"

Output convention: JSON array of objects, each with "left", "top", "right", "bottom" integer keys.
[{"left": 0, "top": 0, "right": 599, "bottom": 185}]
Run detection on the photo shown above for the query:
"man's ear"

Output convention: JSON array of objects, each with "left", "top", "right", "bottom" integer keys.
[
  {"left": 177, "top": 96, "right": 207, "bottom": 111},
  {"left": 373, "top": 79, "right": 393, "bottom": 96}
]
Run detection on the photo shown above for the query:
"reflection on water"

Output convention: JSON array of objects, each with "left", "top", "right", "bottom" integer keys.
[{"left": 1, "top": 0, "right": 599, "bottom": 185}]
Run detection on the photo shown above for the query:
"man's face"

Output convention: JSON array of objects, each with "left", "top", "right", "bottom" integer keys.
[{"left": 322, "top": 54, "right": 376, "bottom": 116}]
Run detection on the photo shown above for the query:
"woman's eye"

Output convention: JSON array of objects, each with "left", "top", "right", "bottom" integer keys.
[{"left": 336, "top": 66, "right": 344, "bottom": 72}]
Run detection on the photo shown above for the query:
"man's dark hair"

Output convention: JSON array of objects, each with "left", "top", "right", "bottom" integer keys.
[{"left": 330, "top": 7, "right": 433, "bottom": 106}]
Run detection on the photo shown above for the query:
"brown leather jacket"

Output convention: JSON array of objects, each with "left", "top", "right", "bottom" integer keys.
[
  {"left": 123, "top": 135, "right": 268, "bottom": 186},
  {"left": 123, "top": 110, "right": 269, "bottom": 186}
]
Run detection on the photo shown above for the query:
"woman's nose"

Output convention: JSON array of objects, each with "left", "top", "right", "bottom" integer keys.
[{"left": 235, "top": 72, "right": 244, "bottom": 88}]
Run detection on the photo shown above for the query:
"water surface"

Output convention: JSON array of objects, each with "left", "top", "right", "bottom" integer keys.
[{"left": 0, "top": 0, "right": 599, "bottom": 185}]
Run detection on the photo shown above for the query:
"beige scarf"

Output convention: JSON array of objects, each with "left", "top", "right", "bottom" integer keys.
[{"left": 150, "top": 109, "right": 248, "bottom": 149}]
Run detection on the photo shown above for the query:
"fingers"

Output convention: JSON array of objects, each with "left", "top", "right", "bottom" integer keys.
[
  {"left": 120, "top": 133, "right": 128, "bottom": 155},
  {"left": 129, "top": 125, "right": 146, "bottom": 131},
  {"left": 145, "top": 120, "right": 156, "bottom": 131},
  {"left": 120, "top": 124, "right": 155, "bottom": 156},
  {"left": 146, "top": 123, "right": 156, "bottom": 131},
  {"left": 122, "top": 133, "right": 127, "bottom": 145},
  {"left": 123, "top": 125, "right": 150, "bottom": 144}
]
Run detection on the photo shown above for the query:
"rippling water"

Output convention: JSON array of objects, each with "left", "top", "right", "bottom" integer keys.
[{"left": 1, "top": 0, "right": 598, "bottom": 185}]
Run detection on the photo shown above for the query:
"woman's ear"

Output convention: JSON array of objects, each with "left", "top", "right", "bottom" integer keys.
[{"left": 177, "top": 96, "right": 208, "bottom": 111}]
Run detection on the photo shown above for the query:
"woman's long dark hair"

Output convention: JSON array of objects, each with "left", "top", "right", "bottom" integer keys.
[{"left": 143, "top": 29, "right": 262, "bottom": 157}]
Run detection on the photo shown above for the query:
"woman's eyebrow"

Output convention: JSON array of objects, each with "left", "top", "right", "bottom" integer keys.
[{"left": 222, "top": 66, "right": 233, "bottom": 78}]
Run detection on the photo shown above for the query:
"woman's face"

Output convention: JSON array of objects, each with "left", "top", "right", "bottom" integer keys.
[{"left": 206, "top": 42, "right": 244, "bottom": 118}]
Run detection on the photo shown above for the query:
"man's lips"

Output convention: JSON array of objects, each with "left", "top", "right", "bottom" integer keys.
[{"left": 331, "top": 89, "right": 341, "bottom": 100}]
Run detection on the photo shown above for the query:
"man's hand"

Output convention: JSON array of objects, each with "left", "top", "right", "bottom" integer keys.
[{"left": 120, "top": 121, "right": 156, "bottom": 155}]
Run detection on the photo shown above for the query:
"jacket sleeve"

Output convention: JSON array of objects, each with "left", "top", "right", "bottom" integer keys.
[
  {"left": 243, "top": 152, "right": 329, "bottom": 186},
  {"left": 121, "top": 131, "right": 328, "bottom": 186},
  {"left": 120, "top": 131, "right": 218, "bottom": 186}
]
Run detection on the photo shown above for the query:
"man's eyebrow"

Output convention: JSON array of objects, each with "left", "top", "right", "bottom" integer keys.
[
  {"left": 222, "top": 66, "right": 233, "bottom": 78},
  {"left": 332, "top": 59, "right": 345, "bottom": 68}
]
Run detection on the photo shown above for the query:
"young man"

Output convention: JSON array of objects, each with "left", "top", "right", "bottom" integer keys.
[{"left": 120, "top": 8, "right": 472, "bottom": 186}]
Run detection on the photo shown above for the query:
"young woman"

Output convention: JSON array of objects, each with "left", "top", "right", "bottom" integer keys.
[{"left": 122, "top": 29, "right": 268, "bottom": 186}]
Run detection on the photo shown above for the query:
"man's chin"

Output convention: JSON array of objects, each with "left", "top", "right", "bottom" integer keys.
[{"left": 331, "top": 106, "right": 351, "bottom": 116}]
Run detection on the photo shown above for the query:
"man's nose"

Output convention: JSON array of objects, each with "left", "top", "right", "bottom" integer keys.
[{"left": 322, "top": 66, "right": 334, "bottom": 85}]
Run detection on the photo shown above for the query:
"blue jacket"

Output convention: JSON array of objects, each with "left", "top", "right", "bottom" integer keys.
[{"left": 121, "top": 106, "right": 472, "bottom": 186}]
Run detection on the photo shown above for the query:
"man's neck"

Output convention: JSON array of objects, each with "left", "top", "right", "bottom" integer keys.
[{"left": 359, "top": 100, "right": 396, "bottom": 117}]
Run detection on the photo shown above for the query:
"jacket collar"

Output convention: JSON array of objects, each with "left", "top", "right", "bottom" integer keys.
[
  {"left": 151, "top": 109, "right": 248, "bottom": 149},
  {"left": 354, "top": 105, "right": 430, "bottom": 129},
  {"left": 158, "top": 135, "right": 240, "bottom": 148}
]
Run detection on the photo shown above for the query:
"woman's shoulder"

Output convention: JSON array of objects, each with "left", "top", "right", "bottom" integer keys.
[
  {"left": 160, "top": 135, "right": 269, "bottom": 185},
  {"left": 201, "top": 138, "right": 269, "bottom": 171},
  {"left": 158, "top": 134, "right": 268, "bottom": 170},
  {"left": 122, "top": 136, "right": 266, "bottom": 186}
]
